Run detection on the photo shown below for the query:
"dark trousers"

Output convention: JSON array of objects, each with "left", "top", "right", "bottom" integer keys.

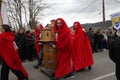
[
  {"left": 18, "top": 45, "right": 27, "bottom": 61},
  {"left": 1, "top": 62, "right": 26, "bottom": 80},
  {"left": 116, "top": 64, "right": 120, "bottom": 80},
  {"left": 37, "top": 47, "right": 43, "bottom": 66},
  {"left": 90, "top": 42, "right": 94, "bottom": 53},
  {"left": 27, "top": 45, "right": 34, "bottom": 61},
  {"left": 98, "top": 41, "right": 103, "bottom": 51},
  {"left": 94, "top": 43, "right": 99, "bottom": 52}
]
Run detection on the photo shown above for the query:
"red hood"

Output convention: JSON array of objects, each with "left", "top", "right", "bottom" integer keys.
[
  {"left": 73, "top": 21, "right": 83, "bottom": 34},
  {"left": 54, "top": 18, "right": 68, "bottom": 33},
  {"left": 0, "top": 32, "right": 28, "bottom": 78},
  {"left": 0, "top": 32, "right": 14, "bottom": 42}
]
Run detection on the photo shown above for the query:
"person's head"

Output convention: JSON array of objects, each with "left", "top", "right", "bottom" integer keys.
[
  {"left": 1, "top": 24, "right": 11, "bottom": 33},
  {"left": 26, "top": 30, "right": 31, "bottom": 35},
  {"left": 73, "top": 22, "right": 82, "bottom": 30},
  {"left": 22, "top": 27, "right": 26, "bottom": 32},
  {"left": 57, "top": 19, "right": 62, "bottom": 28},
  {"left": 73, "top": 22, "right": 78, "bottom": 30},
  {"left": 54, "top": 18, "right": 68, "bottom": 33},
  {"left": 19, "top": 29, "right": 24, "bottom": 34},
  {"left": 36, "top": 23, "right": 43, "bottom": 31},
  {"left": 89, "top": 28, "right": 92, "bottom": 31}
]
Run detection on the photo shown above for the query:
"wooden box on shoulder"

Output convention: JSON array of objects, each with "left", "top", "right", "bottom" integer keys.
[{"left": 40, "top": 28, "right": 55, "bottom": 42}]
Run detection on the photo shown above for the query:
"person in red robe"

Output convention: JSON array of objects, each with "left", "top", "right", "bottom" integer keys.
[
  {"left": 34, "top": 23, "right": 43, "bottom": 58},
  {"left": 72, "top": 21, "right": 94, "bottom": 72},
  {"left": 51, "top": 18, "right": 74, "bottom": 80},
  {"left": 34, "top": 23, "right": 43, "bottom": 68},
  {"left": 0, "top": 24, "right": 28, "bottom": 80}
]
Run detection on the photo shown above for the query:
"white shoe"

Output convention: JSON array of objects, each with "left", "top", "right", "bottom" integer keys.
[{"left": 66, "top": 75, "right": 75, "bottom": 80}]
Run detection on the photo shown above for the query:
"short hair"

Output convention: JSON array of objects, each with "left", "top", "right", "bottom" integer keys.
[
  {"left": 1, "top": 24, "right": 11, "bottom": 32},
  {"left": 26, "top": 30, "right": 30, "bottom": 34},
  {"left": 89, "top": 28, "right": 92, "bottom": 31}
]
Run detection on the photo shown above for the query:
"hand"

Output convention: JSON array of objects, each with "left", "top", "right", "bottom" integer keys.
[{"left": 52, "top": 44, "right": 56, "bottom": 48}]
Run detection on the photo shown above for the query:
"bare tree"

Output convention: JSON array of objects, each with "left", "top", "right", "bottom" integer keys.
[
  {"left": 6, "top": 0, "right": 24, "bottom": 29},
  {"left": 6, "top": 0, "right": 53, "bottom": 29},
  {"left": 27, "top": 0, "right": 53, "bottom": 29}
]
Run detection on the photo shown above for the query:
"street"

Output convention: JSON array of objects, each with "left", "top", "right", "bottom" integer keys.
[{"left": 0, "top": 50, "right": 116, "bottom": 80}]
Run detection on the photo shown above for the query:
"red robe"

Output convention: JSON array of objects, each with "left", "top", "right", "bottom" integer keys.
[
  {"left": 0, "top": 32, "right": 28, "bottom": 78},
  {"left": 72, "top": 22, "right": 94, "bottom": 71},
  {"left": 54, "top": 18, "right": 73, "bottom": 78},
  {"left": 34, "top": 24, "right": 43, "bottom": 58}
]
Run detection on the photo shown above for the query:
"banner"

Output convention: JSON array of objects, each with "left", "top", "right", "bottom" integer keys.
[
  {"left": 110, "top": 12, "right": 120, "bottom": 29},
  {"left": 0, "top": 0, "right": 9, "bottom": 25},
  {"left": 0, "top": 0, "right": 9, "bottom": 33}
]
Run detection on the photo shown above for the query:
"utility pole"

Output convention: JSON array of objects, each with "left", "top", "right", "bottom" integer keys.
[{"left": 102, "top": 0, "right": 106, "bottom": 29}]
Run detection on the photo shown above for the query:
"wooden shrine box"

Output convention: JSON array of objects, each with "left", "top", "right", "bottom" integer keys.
[
  {"left": 40, "top": 44, "right": 58, "bottom": 76},
  {"left": 41, "top": 44, "right": 58, "bottom": 75},
  {"left": 41, "top": 28, "right": 55, "bottom": 42},
  {"left": 39, "top": 20, "right": 57, "bottom": 76}
]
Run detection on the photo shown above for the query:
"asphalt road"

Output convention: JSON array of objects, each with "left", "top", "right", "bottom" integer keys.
[{"left": 0, "top": 50, "right": 117, "bottom": 80}]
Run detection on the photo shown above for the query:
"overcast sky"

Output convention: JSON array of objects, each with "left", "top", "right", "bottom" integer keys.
[{"left": 39, "top": 0, "right": 120, "bottom": 27}]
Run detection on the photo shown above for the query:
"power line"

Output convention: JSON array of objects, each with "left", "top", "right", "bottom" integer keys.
[
  {"left": 114, "top": 0, "right": 120, "bottom": 3},
  {"left": 111, "top": 0, "right": 120, "bottom": 5},
  {"left": 109, "top": 0, "right": 120, "bottom": 5},
  {"left": 71, "top": 0, "right": 99, "bottom": 19},
  {"left": 89, "top": 12, "right": 102, "bottom": 19},
  {"left": 78, "top": 0, "right": 99, "bottom": 14}
]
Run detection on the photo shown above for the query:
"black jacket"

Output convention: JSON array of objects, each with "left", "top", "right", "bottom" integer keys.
[{"left": 109, "top": 37, "right": 120, "bottom": 64}]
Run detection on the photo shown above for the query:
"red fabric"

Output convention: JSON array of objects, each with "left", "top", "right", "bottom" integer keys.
[
  {"left": 0, "top": 32, "right": 28, "bottom": 78},
  {"left": 34, "top": 24, "right": 43, "bottom": 58},
  {"left": 72, "top": 22, "right": 94, "bottom": 71},
  {"left": 54, "top": 18, "right": 73, "bottom": 78}
]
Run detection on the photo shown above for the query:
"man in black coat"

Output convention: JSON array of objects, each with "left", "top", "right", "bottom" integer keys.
[
  {"left": 87, "top": 28, "right": 95, "bottom": 52},
  {"left": 15, "top": 29, "right": 27, "bottom": 61},
  {"left": 109, "top": 29, "right": 120, "bottom": 80}
]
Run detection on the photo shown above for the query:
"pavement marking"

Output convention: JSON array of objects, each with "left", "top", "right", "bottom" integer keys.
[{"left": 91, "top": 72, "right": 115, "bottom": 80}]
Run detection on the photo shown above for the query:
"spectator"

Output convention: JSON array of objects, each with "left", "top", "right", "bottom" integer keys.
[{"left": 109, "top": 28, "right": 120, "bottom": 80}]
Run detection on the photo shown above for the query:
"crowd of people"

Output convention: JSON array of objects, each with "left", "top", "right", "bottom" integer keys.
[
  {"left": 86, "top": 27, "right": 117, "bottom": 53},
  {"left": 0, "top": 18, "right": 119, "bottom": 80},
  {"left": 87, "top": 27, "right": 120, "bottom": 80}
]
